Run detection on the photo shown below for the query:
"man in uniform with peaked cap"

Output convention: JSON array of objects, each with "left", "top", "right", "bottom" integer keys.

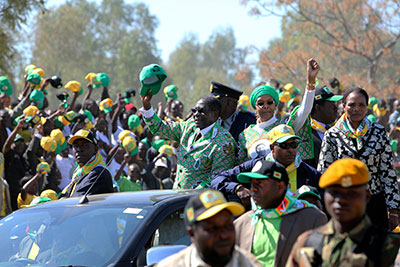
[
  {"left": 287, "top": 158, "right": 400, "bottom": 266},
  {"left": 210, "top": 81, "right": 256, "bottom": 141}
]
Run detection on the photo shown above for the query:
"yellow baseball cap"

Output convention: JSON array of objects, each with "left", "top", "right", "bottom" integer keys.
[
  {"left": 40, "top": 137, "right": 57, "bottom": 152},
  {"left": 50, "top": 129, "right": 65, "bottom": 145},
  {"left": 184, "top": 190, "right": 244, "bottom": 226},
  {"left": 159, "top": 144, "right": 173, "bottom": 157},
  {"left": 23, "top": 105, "right": 39, "bottom": 117},
  {"left": 85, "top": 72, "right": 98, "bottom": 84},
  {"left": 32, "top": 68, "right": 45, "bottom": 77},
  {"left": 99, "top": 98, "right": 113, "bottom": 114},
  {"left": 238, "top": 94, "right": 250, "bottom": 107},
  {"left": 122, "top": 136, "right": 137, "bottom": 156},
  {"left": 40, "top": 189, "right": 58, "bottom": 201},
  {"left": 319, "top": 158, "right": 370, "bottom": 188},
  {"left": 36, "top": 161, "right": 51, "bottom": 174},
  {"left": 25, "top": 64, "right": 36, "bottom": 74},
  {"left": 65, "top": 81, "right": 82, "bottom": 93},
  {"left": 268, "top": 124, "right": 301, "bottom": 144},
  {"left": 68, "top": 129, "right": 97, "bottom": 145}
]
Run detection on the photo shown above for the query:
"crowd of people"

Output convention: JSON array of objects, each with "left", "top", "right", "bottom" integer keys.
[{"left": 1, "top": 58, "right": 400, "bottom": 266}]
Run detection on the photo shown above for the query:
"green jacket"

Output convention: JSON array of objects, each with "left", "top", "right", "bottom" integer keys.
[{"left": 144, "top": 114, "right": 236, "bottom": 189}]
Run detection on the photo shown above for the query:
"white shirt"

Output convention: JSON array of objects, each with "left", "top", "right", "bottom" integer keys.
[{"left": 56, "top": 154, "right": 75, "bottom": 189}]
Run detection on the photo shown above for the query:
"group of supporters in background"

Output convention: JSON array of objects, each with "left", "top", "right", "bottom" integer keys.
[{"left": 1, "top": 58, "right": 400, "bottom": 266}]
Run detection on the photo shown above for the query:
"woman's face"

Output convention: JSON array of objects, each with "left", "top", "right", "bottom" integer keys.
[
  {"left": 255, "top": 94, "right": 276, "bottom": 122},
  {"left": 343, "top": 92, "right": 368, "bottom": 124}
]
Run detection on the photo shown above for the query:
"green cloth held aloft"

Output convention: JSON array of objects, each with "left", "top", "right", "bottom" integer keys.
[{"left": 250, "top": 85, "right": 279, "bottom": 109}]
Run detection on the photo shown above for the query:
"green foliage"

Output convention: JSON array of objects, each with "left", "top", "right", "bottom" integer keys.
[
  {"left": 166, "top": 28, "right": 254, "bottom": 111},
  {"left": 29, "top": 0, "right": 161, "bottom": 107},
  {"left": 0, "top": 0, "right": 45, "bottom": 75}
]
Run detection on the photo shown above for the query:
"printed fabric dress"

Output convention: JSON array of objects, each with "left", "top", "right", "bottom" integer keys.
[{"left": 318, "top": 122, "right": 400, "bottom": 213}]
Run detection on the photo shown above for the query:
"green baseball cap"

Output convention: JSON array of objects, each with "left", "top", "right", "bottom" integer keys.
[
  {"left": 128, "top": 114, "right": 141, "bottom": 130},
  {"left": 29, "top": 89, "right": 45, "bottom": 108},
  {"left": 314, "top": 86, "right": 343, "bottom": 102},
  {"left": 237, "top": 160, "right": 289, "bottom": 184},
  {"left": 0, "top": 76, "right": 13, "bottom": 96},
  {"left": 139, "top": 64, "right": 167, "bottom": 96},
  {"left": 26, "top": 72, "right": 42, "bottom": 85},
  {"left": 96, "top": 73, "right": 110, "bottom": 88}
]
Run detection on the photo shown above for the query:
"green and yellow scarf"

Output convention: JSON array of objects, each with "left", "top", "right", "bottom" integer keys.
[
  {"left": 335, "top": 113, "right": 371, "bottom": 150},
  {"left": 61, "top": 152, "right": 105, "bottom": 196}
]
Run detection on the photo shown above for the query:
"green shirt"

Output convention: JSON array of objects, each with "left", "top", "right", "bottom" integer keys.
[
  {"left": 117, "top": 177, "right": 142, "bottom": 192},
  {"left": 252, "top": 216, "right": 282, "bottom": 266}
]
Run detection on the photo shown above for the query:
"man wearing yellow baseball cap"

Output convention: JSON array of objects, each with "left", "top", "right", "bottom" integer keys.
[
  {"left": 288, "top": 158, "right": 400, "bottom": 266},
  {"left": 157, "top": 190, "right": 261, "bottom": 267},
  {"left": 211, "top": 124, "right": 321, "bottom": 208},
  {"left": 60, "top": 129, "right": 113, "bottom": 198}
]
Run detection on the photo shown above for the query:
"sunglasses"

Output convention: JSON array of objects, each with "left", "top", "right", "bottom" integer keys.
[
  {"left": 256, "top": 101, "right": 275, "bottom": 107},
  {"left": 275, "top": 141, "right": 299, "bottom": 149},
  {"left": 191, "top": 107, "right": 207, "bottom": 114}
]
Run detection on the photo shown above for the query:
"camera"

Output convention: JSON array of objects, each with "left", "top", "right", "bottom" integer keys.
[
  {"left": 56, "top": 92, "right": 69, "bottom": 109},
  {"left": 50, "top": 76, "right": 63, "bottom": 89},
  {"left": 124, "top": 89, "right": 136, "bottom": 98}
]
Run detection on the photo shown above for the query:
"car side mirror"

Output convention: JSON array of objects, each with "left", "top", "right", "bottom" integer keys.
[{"left": 146, "top": 245, "right": 187, "bottom": 265}]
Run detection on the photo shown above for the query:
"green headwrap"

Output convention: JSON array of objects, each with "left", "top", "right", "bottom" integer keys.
[{"left": 250, "top": 85, "right": 279, "bottom": 109}]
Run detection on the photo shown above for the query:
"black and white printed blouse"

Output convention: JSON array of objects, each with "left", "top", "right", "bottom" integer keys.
[{"left": 317, "top": 123, "right": 400, "bottom": 210}]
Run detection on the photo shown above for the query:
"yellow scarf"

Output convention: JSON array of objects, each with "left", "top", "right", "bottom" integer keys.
[
  {"left": 61, "top": 152, "right": 105, "bottom": 196},
  {"left": 310, "top": 118, "right": 327, "bottom": 133}
]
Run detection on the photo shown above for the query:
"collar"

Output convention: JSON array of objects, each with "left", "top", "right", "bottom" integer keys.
[
  {"left": 313, "top": 118, "right": 327, "bottom": 128},
  {"left": 257, "top": 116, "right": 278, "bottom": 129},
  {"left": 322, "top": 216, "right": 371, "bottom": 244},
  {"left": 200, "top": 122, "right": 216, "bottom": 137}
]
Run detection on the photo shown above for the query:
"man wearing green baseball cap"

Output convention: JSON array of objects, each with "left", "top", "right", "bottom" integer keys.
[
  {"left": 288, "top": 85, "right": 343, "bottom": 168},
  {"left": 234, "top": 160, "right": 327, "bottom": 266}
]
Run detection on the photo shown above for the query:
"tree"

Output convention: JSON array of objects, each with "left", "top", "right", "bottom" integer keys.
[
  {"left": 0, "top": 0, "right": 46, "bottom": 76},
  {"left": 29, "top": 0, "right": 161, "bottom": 107},
  {"left": 166, "top": 28, "right": 254, "bottom": 110},
  {"left": 242, "top": 0, "right": 400, "bottom": 97}
]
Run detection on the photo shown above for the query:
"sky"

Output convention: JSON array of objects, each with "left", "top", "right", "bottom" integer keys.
[{"left": 47, "top": 0, "right": 282, "bottom": 62}]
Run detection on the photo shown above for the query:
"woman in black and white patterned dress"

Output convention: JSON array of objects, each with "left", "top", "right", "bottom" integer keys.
[{"left": 318, "top": 87, "right": 400, "bottom": 230}]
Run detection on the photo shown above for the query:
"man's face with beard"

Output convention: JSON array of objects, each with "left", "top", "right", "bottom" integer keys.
[{"left": 189, "top": 209, "right": 235, "bottom": 265}]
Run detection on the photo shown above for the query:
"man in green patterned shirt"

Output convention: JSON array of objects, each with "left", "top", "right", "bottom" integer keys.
[{"left": 140, "top": 91, "right": 236, "bottom": 189}]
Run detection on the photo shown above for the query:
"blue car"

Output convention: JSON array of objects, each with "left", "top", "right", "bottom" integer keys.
[{"left": 0, "top": 190, "right": 199, "bottom": 266}]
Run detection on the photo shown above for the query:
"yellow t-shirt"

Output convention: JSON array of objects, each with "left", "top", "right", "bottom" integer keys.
[
  {"left": 17, "top": 193, "right": 36, "bottom": 209},
  {"left": 1, "top": 189, "right": 5, "bottom": 217}
]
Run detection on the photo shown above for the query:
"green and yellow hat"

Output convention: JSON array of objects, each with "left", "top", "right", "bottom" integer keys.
[
  {"left": 139, "top": 64, "right": 167, "bottom": 96},
  {"left": 99, "top": 98, "right": 113, "bottom": 114},
  {"left": 40, "top": 136, "right": 57, "bottom": 152},
  {"left": 0, "top": 76, "right": 13, "bottom": 96},
  {"left": 268, "top": 125, "right": 301, "bottom": 144},
  {"left": 184, "top": 190, "right": 244, "bottom": 226},
  {"left": 163, "top": 84, "right": 178, "bottom": 100}
]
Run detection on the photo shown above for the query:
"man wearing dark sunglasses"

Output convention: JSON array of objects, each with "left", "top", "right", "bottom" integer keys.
[
  {"left": 211, "top": 124, "right": 321, "bottom": 209},
  {"left": 141, "top": 91, "right": 237, "bottom": 190}
]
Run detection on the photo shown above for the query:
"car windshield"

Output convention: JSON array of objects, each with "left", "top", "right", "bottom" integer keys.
[{"left": 0, "top": 204, "right": 152, "bottom": 266}]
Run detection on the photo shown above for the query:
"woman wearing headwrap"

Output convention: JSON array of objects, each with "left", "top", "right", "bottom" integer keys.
[
  {"left": 318, "top": 87, "right": 400, "bottom": 231},
  {"left": 237, "top": 58, "right": 320, "bottom": 163}
]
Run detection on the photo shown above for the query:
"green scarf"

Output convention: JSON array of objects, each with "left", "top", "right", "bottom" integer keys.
[
  {"left": 249, "top": 191, "right": 315, "bottom": 225},
  {"left": 61, "top": 152, "right": 105, "bottom": 196}
]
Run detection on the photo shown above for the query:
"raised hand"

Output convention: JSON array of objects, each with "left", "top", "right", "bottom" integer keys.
[
  {"left": 141, "top": 89, "right": 153, "bottom": 110},
  {"left": 307, "top": 58, "right": 320, "bottom": 87}
]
